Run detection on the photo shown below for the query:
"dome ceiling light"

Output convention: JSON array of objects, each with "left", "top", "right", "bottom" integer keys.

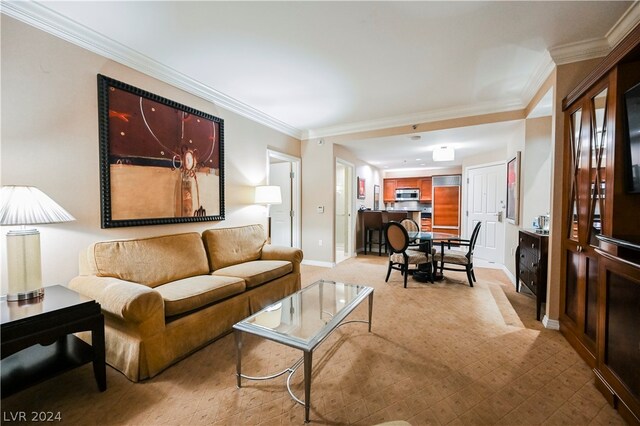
[{"left": 433, "top": 146, "right": 455, "bottom": 162}]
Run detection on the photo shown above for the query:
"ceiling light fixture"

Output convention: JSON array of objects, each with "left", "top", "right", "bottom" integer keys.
[{"left": 433, "top": 146, "right": 454, "bottom": 162}]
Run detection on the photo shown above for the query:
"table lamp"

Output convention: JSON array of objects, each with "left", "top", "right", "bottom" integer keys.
[
  {"left": 254, "top": 185, "right": 282, "bottom": 242},
  {"left": 0, "top": 185, "right": 75, "bottom": 301}
]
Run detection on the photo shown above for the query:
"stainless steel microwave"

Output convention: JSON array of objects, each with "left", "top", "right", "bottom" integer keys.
[{"left": 395, "top": 188, "right": 420, "bottom": 201}]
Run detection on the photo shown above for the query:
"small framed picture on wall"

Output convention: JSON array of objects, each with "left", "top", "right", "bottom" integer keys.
[
  {"left": 357, "top": 176, "right": 366, "bottom": 199},
  {"left": 506, "top": 152, "right": 521, "bottom": 224}
]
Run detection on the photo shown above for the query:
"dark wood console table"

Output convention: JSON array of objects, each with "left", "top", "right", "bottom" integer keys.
[
  {"left": 515, "top": 229, "right": 549, "bottom": 320},
  {"left": 1, "top": 285, "right": 106, "bottom": 397}
]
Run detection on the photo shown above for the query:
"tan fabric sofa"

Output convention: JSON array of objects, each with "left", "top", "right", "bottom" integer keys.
[{"left": 69, "top": 224, "right": 302, "bottom": 382}]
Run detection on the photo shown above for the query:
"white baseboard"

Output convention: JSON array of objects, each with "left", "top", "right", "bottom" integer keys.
[
  {"left": 302, "top": 260, "right": 335, "bottom": 268},
  {"left": 542, "top": 315, "right": 560, "bottom": 330},
  {"left": 499, "top": 264, "right": 517, "bottom": 287}
]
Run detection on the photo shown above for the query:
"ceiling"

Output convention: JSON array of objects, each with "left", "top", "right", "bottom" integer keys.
[{"left": 4, "top": 1, "right": 637, "bottom": 170}]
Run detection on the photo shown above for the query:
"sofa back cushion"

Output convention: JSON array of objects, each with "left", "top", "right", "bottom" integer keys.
[
  {"left": 88, "top": 232, "right": 210, "bottom": 287},
  {"left": 202, "top": 224, "right": 266, "bottom": 270}
]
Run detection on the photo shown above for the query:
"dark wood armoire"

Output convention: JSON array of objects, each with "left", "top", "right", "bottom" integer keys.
[{"left": 560, "top": 24, "right": 640, "bottom": 425}]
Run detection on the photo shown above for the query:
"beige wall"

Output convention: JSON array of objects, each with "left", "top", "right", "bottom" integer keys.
[
  {"left": 0, "top": 16, "right": 300, "bottom": 291},
  {"left": 300, "top": 139, "right": 335, "bottom": 263},
  {"left": 522, "top": 116, "right": 553, "bottom": 228}
]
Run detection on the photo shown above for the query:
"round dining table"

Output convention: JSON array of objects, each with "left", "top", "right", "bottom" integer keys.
[{"left": 407, "top": 231, "right": 462, "bottom": 282}]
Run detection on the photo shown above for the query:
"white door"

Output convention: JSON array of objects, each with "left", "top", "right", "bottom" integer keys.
[
  {"left": 269, "top": 162, "right": 292, "bottom": 246},
  {"left": 466, "top": 163, "right": 505, "bottom": 263},
  {"left": 335, "top": 159, "right": 354, "bottom": 263}
]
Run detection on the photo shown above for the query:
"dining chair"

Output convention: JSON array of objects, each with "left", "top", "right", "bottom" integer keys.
[
  {"left": 433, "top": 221, "right": 482, "bottom": 287},
  {"left": 384, "top": 221, "right": 433, "bottom": 288},
  {"left": 400, "top": 218, "right": 420, "bottom": 243}
]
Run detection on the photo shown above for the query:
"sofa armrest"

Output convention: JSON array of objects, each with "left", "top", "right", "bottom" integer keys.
[
  {"left": 68, "top": 276, "right": 164, "bottom": 324},
  {"left": 261, "top": 245, "right": 303, "bottom": 273}
]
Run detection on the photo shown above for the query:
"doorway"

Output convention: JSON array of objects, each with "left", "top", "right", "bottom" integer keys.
[
  {"left": 335, "top": 159, "right": 354, "bottom": 263},
  {"left": 466, "top": 162, "right": 506, "bottom": 264},
  {"left": 268, "top": 150, "right": 301, "bottom": 248}
]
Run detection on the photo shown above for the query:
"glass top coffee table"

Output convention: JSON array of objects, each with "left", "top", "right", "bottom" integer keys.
[{"left": 233, "top": 279, "right": 374, "bottom": 423}]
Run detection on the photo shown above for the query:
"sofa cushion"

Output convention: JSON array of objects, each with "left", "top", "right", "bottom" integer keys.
[
  {"left": 154, "top": 275, "right": 246, "bottom": 317},
  {"left": 202, "top": 224, "right": 267, "bottom": 270},
  {"left": 212, "top": 260, "right": 292, "bottom": 289},
  {"left": 88, "top": 232, "right": 210, "bottom": 288}
]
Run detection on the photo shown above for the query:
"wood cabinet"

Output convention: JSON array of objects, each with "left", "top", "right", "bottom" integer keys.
[
  {"left": 516, "top": 230, "right": 548, "bottom": 321},
  {"left": 383, "top": 178, "right": 422, "bottom": 203},
  {"left": 421, "top": 217, "right": 432, "bottom": 232},
  {"left": 560, "top": 24, "right": 640, "bottom": 424},
  {"left": 432, "top": 184, "right": 460, "bottom": 236},
  {"left": 383, "top": 179, "right": 397, "bottom": 202},
  {"left": 419, "top": 177, "right": 432, "bottom": 202},
  {"left": 594, "top": 237, "right": 640, "bottom": 424},
  {"left": 396, "top": 178, "right": 418, "bottom": 188}
]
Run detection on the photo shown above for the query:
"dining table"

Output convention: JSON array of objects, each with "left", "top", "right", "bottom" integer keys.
[{"left": 407, "top": 231, "right": 462, "bottom": 282}]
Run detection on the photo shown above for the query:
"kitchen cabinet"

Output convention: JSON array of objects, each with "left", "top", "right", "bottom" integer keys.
[
  {"left": 396, "top": 178, "right": 418, "bottom": 188},
  {"left": 383, "top": 179, "right": 397, "bottom": 202},
  {"left": 419, "top": 177, "right": 432, "bottom": 202},
  {"left": 516, "top": 230, "right": 548, "bottom": 321},
  {"left": 432, "top": 181, "right": 460, "bottom": 237},
  {"left": 560, "top": 24, "right": 640, "bottom": 424},
  {"left": 420, "top": 217, "right": 432, "bottom": 232}
]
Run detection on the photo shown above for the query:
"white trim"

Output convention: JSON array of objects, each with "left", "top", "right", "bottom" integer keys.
[
  {"left": 267, "top": 150, "right": 302, "bottom": 250},
  {"left": 606, "top": 1, "right": 640, "bottom": 49},
  {"left": 302, "top": 260, "right": 335, "bottom": 268},
  {"left": 542, "top": 315, "right": 560, "bottom": 330},
  {"left": 500, "top": 264, "right": 517, "bottom": 287},
  {"left": 335, "top": 158, "right": 356, "bottom": 264},
  {"left": 549, "top": 37, "right": 610, "bottom": 66},
  {"left": 520, "top": 54, "right": 555, "bottom": 107},
  {"left": 304, "top": 98, "right": 524, "bottom": 140},
  {"left": 1, "top": 1, "right": 302, "bottom": 139},
  {"left": 550, "top": 2, "right": 640, "bottom": 66}
]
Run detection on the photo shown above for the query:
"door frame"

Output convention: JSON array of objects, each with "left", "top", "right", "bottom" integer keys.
[
  {"left": 462, "top": 160, "right": 506, "bottom": 263},
  {"left": 267, "top": 149, "right": 301, "bottom": 249},
  {"left": 335, "top": 157, "right": 355, "bottom": 262}
]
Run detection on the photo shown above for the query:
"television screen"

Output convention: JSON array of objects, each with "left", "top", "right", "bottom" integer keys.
[{"left": 625, "top": 82, "right": 640, "bottom": 193}]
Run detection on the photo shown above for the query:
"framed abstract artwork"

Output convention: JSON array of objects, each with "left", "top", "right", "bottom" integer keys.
[
  {"left": 97, "top": 75, "right": 224, "bottom": 228},
  {"left": 506, "top": 152, "right": 520, "bottom": 224},
  {"left": 357, "top": 176, "right": 366, "bottom": 199}
]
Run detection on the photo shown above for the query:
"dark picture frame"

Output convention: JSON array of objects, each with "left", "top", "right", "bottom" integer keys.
[
  {"left": 97, "top": 75, "right": 224, "bottom": 228},
  {"left": 506, "top": 152, "right": 520, "bottom": 224},
  {"left": 373, "top": 184, "right": 380, "bottom": 210},
  {"left": 357, "top": 176, "right": 366, "bottom": 199}
]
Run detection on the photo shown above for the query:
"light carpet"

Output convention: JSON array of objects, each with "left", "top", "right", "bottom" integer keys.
[{"left": 1, "top": 255, "right": 627, "bottom": 425}]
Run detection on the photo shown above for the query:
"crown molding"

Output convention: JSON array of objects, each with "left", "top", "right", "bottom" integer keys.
[
  {"left": 550, "top": 1, "right": 640, "bottom": 66},
  {"left": 606, "top": 0, "right": 640, "bottom": 48},
  {"left": 520, "top": 53, "right": 555, "bottom": 108},
  {"left": 1, "top": 1, "right": 303, "bottom": 139},
  {"left": 549, "top": 37, "right": 610, "bottom": 66},
  {"left": 304, "top": 98, "right": 525, "bottom": 140}
]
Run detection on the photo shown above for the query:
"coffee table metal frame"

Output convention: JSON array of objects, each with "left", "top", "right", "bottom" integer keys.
[{"left": 233, "top": 279, "right": 374, "bottom": 423}]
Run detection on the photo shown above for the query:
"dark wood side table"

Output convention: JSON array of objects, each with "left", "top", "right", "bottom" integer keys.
[
  {"left": 515, "top": 229, "right": 549, "bottom": 321},
  {"left": 1, "top": 285, "right": 106, "bottom": 397}
]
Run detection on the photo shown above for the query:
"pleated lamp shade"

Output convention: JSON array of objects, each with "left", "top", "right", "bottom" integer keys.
[
  {"left": 0, "top": 186, "right": 75, "bottom": 225},
  {"left": 0, "top": 186, "right": 75, "bottom": 301}
]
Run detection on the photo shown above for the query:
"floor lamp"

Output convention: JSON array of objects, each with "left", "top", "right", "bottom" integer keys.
[
  {"left": 0, "top": 186, "right": 75, "bottom": 301},
  {"left": 254, "top": 185, "right": 282, "bottom": 243}
]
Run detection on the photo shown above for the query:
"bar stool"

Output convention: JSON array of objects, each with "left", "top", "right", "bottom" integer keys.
[{"left": 363, "top": 211, "right": 385, "bottom": 255}]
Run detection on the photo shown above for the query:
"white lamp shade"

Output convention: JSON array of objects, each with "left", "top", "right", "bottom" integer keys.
[
  {"left": 433, "top": 146, "right": 455, "bottom": 162},
  {"left": 0, "top": 186, "right": 75, "bottom": 225},
  {"left": 255, "top": 185, "right": 282, "bottom": 205}
]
